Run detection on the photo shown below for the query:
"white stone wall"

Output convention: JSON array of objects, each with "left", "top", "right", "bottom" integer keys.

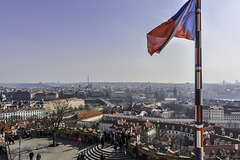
[{"left": 0, "top": 108, "right": 46, "bottom": 120}]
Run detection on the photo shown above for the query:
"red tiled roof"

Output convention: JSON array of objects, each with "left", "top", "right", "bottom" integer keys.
[
  {"left": 210, "top": 134, "right": 240, "bottom": 145},
  {"left": 204, "top": 144, "right": 240, "bottom": 159},
  {"left": 0, "top": 121, "right": 16, "bottom": 132},
  {"left": 117, "top": 119, "right": 126, "bottom": 125},
  {"left": 132, "top": 125, "right": 141, "bottom": 132},
  {"left": 77, "top": 110, "right": 102, "bottom": 121},
  {"left": 144, "top": 121, "right": 153, "bottom": 128}
]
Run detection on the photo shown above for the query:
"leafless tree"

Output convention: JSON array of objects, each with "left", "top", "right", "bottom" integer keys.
[
  {"left": 170, "top": 133, "right": 188, "bottom": 154},
  {"left": 42, "top": 102, "right": 70, "bottom": 147}
]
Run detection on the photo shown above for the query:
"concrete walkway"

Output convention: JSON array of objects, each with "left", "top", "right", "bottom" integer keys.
[{"left": 9, "top": 137, "right": 89, "bottom": 160}]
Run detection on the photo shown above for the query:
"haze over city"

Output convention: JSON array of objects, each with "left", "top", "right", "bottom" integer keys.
[{"left": 1, "top": 0, "right": 240, "bottom": 83}]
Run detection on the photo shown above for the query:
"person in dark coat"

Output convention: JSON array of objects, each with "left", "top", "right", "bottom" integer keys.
[
  {"left": 119, "top": 140, "right": 123, "bottom": 152},
  {"left": 77, "top": 154, "right": 81, "bottom": 160},
  {"left": 101, "top": 136, "right": 105, "bottom": 149},
  {"left": 124, "top": 142, "right": 128, "bottom": 155},
  {"left": 133, "top": 146, "right": 138, "bottom": 160},
  {"left": 0, "top": 145, "right": 3, "bottom": 154},
  {"left": 78, "top": 137, "right": 82, "bottom": 149},
  {"left": 36, "top": 153, "right": 41, "bottom": 160},
  {"left": 96, "top": 135, "right": 99, "bottom": 147},
  {"left": 29, "top": 151, "right": 34, "bottom": 160},
  {"left": 80, "top": 152, "right": 85, "bottom": 159},
  {"left": 114, "top": 142, "right": 118, "bottom": 155}
]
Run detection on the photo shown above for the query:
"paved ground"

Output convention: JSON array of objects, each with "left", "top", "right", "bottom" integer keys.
[{"left": 9, "top": 137, "right": 90, "bottom": 160}]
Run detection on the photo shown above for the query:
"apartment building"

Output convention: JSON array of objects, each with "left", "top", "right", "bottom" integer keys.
[{"left": 203, "top": 105, "right": 224, "bottom": 120}]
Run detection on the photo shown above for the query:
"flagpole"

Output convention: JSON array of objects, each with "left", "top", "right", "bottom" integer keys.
[{"left": 195, "top": 0, "right": 203, "bottom": 159}]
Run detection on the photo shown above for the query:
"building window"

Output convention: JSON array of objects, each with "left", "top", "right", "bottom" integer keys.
[
  {"left": 190, "top": 129, "right": 193, "bottom": 133},
  {"left": 180, "top": 127, "right": 183, "bottom": 132},
  {"left": 165, "top": 125, "right": 168, "bottom": 130}
]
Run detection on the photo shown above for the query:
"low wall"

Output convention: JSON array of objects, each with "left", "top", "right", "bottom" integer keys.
[{"left": 128, "top": 142, "right": 194, "bottom": 160}]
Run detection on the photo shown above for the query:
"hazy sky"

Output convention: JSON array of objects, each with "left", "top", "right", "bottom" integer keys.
[{"left": 1, "top": 0, "right": 239, "bottom": 83}]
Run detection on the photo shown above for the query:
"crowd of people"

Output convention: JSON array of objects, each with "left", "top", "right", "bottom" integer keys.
[
  {"left": 77, "top": 131, "right": 132, "bottom": 160},
  {"left": 111, "top": 131, "right": 131, "bottom": 155},
  {"left": 7, "top": 132, "right": 17, "bottom": 144}
]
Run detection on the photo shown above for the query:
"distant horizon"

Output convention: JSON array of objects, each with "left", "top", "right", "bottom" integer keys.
[{"left": 0, "top": 81, "right": 239, "bottom": 85}]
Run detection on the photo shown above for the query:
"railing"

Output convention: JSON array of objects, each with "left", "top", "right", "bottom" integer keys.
[{"left": 103, "top": 114, "right": 194, "bottom": 123}]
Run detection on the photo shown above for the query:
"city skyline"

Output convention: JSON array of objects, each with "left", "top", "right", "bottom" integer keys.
[{"left": 1, "top": 0, "right": 240, "bottom": 83}]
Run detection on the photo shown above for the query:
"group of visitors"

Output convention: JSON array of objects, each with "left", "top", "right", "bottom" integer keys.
[
  {"left": 76, "top": 131, "right": 132, "bottom": 160},
  {"left": 8, "top": 132, "right": 17, "bottom": 144},
  {"left": 111, "top": 131, "right": 131, "bottom": 155},
  {"left": 96, "top": 134, "right": 105, "bottom": 149},
  {"left": 84, "top": 135, "right": 93, "bottom": 145},
  {"left": 29, "top": 151, "right": 41, "bottom": 160},
  {"left": 77, "top": 136, "right": 94, "bottom": 148}
]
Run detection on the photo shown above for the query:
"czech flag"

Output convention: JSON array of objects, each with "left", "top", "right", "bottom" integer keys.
[{"left": 147, "top": 0, "right": 195, "bottom": 56}]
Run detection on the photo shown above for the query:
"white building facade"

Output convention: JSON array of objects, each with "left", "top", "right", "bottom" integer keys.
[
  {"left": 0, "top": 107, "right": 46, "bottom": 121},
  {"left": 203, "top": 106, "right": 224, "bottom": 120}
]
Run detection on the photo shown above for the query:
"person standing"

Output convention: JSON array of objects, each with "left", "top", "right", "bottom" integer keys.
[
  {"left": 100, "top": 152, "right": 104, "bottom": 160},
  {"left": 78, "top": 137, "right": 82, "bottom": 149},
  {"left": 119, "top": 140, "right": 123, "bottom": 152},
  {"left": 101, "top": 136, "right": 105, "bottom": 149},
  {"left": 124, "top": 142, "right": 128, "bottom": 155},
  {"left": 114, "top": 142, "right": 118, "bottom": 155},
  {"left": 96, "top": 135, "right": 99, "bottom": 147},
  {"left": 29, "top": 130, "right": 32, "bottom": 139},
  {"left": 1, "top": 136, "right": 4, "bottom": 143},
  {"left": 80, "top": 152, "right": 85, "bottom": 160},
  {"left": 77, "top": 154, "right": 81, "bottom": 160},
  {"left": 36, "top": 153, "right": 41, "bottom": 160},
  {"left": 133, "top": 146, "right": 138, "bottom": 160},
  {"left": 29, "top": 151, "right": 34, "bottom": 160}
]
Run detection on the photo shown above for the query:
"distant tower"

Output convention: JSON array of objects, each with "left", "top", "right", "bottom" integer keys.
[
  {"left": 173, "top": 87, "right": 177, "bottom": 98},
  {"left": 86, "top": 75, "right": 92, "bottom": 89},
  {"left": 148, "top": 81, "right": 151, "bottom": 89},
  {"left": 87, "top": 75, "right": 89, "bottom": 85}
]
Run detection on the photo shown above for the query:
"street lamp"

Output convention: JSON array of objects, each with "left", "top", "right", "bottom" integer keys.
[{"left": 19, "top": 136, "right": 22, "bottom": 160}]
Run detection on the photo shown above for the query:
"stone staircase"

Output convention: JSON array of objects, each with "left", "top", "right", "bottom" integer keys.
[{"left": 79, "top": 143, "right": 134, "bottom": 160}]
